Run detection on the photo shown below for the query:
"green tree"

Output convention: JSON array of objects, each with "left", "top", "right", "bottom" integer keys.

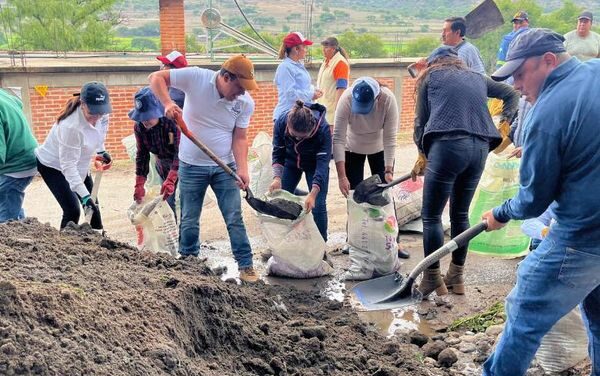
[
  {"left": 401, "top": 36, "right": 440, "bottom": 57},
  {"left": 338, "top": 31, "right": 386, "bottom": 58},
  {"left": 131, "top": 37, "right": 157, "bottom": 51},
  {"left": 0, "top": 0, "right": 119, "bottom": 52}
]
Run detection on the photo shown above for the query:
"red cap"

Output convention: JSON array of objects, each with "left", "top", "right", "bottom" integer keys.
[
  {"left": 283, "top": 32, "right": 313, "bottom": 48},
  {"left": 156, "top": 50, "right": 188, "bottom": 68}
]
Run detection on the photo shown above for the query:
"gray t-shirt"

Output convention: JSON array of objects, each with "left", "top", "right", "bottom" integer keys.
[{"left": 564, "top": 30, "right": 600, "bottom": 61}]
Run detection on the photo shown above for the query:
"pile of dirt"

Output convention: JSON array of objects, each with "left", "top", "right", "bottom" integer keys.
[{"left": 0, "top": 219, "right": 446, "bottom": 376}]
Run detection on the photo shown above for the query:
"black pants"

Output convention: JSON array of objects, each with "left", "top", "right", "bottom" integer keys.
[
  {"left": 345, "top": 150, "right": 385, "bottom": 189},
  {"left": 421, "top": 137, "right": 488, "bottom": 269},
  {"left": 37, "top": 159, "right": 103, "bottom": 230}
]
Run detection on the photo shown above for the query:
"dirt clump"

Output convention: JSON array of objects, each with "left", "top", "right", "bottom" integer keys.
[{"left": 0, "top": 219, "right": 446, "bottom": 375}]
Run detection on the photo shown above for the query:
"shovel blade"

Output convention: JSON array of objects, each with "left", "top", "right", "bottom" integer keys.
[
  {"left": 351, "top": 273, "right": 423, "bottom": 311},
  {"left": 245, "top": 196, "right": 301, "bottom": 220}
]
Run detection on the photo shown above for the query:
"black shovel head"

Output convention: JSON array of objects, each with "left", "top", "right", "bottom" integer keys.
[
  {"left": 353, "top": 175, "right": 390, "bottom": 206},
  {"left": 351, "top": 273, "right": 423, "bottom": 311},
  {"left": 245, "top": 196, "right": 302, "bottom": 220}
]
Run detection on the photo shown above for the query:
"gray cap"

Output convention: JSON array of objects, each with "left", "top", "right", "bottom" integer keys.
[
  {"left": 578, "top": 11, "right": 593, "bottom": 21},
  {"left": 491, "top": 28, "right": 566, "bottom": 81},
  {"left": 426, "top": 45, "right": 458, "bottom": 65}
]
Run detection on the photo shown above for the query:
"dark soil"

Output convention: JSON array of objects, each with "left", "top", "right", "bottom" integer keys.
[{"left": 0, "top": 219, "right": 446, "bottom": 376}]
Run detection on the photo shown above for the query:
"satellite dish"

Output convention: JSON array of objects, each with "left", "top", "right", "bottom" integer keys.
[{"left": 201, "top": 8, "right": 222, "bottom": 29}]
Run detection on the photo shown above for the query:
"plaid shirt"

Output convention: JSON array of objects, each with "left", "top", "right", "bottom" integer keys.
[{"left": 134, "top": 117, "right": 180, "bottom": 178}]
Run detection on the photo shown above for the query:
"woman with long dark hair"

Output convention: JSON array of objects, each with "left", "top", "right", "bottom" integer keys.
[
  {"left": 413, "top": 46, "right": 519, "bottom": 296},
  {"left": 270, "top": 100, "right": 331, "bottom": 241},
  {"left": 36, "top": 82, "right": 113, "bottom": 231}
]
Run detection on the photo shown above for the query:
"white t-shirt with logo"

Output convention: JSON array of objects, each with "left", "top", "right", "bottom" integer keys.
[{"left": 170, "top": 67, "right": 255, "bottom": 166}]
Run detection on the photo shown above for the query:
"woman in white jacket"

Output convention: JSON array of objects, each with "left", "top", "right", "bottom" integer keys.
[{"left": 36, "top": 82, "right": 112, "bottom": 231}]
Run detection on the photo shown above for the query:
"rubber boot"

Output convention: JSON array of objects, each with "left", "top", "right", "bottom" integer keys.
[
  {"left": 417, "top": 267, "right": 448, "bottom": 297},
  {"left": 444, "top": 262, "right": 465, "bottom": 295}
]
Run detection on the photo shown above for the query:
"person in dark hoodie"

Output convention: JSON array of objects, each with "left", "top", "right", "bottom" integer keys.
[
  {"left": 269, "top": 100, "right": 331, "bottom": 241},
  {"left": 412, "top": 46, "right": 519, "bottom": 297}
]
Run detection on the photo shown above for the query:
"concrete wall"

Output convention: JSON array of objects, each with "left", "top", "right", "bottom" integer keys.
[{"left": 0, "top": 59, "right": 418, "bottom": 160}]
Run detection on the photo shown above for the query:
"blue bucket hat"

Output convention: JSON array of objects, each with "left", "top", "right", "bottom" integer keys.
[
  {"left": 128, "top": 87, "right": 164, "bottom": 122},
  {"left": 491, "top": 28, "right": 566, "bottom": 81},
  {"left": 351, "top": 77, "right": 380, "bottom": 115},
  {"left": 427, "top": 45, "right": 459, "bottom": 65}
]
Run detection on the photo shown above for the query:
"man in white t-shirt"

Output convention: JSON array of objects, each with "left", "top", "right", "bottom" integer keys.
[
  {"left": 149, "top": 54, "right": 260, "bottom": 283},
  {"left": 564, "top": 11, "right": 600, "bottom": 61}
]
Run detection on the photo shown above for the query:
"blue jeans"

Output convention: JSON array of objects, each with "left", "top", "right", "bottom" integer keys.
[
  {"left": 281, "top": 165, "right": 329, "bottom": 241},
  {"left": 422, "top": 136, "right": 488, "bottom": 269},
  {"left": 483, "top": 237, "right": 600, "bottom": 376},
  {"left": 0, "top": 174, "right": 33, "bottom": 223},
  {"left": 178, "top": 161, "right": 253, "bottom": 268}
]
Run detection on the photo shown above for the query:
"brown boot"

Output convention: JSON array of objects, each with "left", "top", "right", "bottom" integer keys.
[
  {"left": 444, "top": 262, "right": 465, "bottom": 295},
  {"left": 417, "top": 267, "right": 448, "bottom": 297}
]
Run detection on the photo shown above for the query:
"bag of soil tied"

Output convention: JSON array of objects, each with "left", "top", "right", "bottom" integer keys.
[
  {"left": 258, "top": 190, "right": 333, "bottom": 278},
  {"left": 344, "top": 190, "right": 400, "bottom": 281},
  {"left": 536, "top": 306, "right": 589, "bottom": 373},
  {"left": 468, "top": 150, "right": 530, "bottom": 258},
  {"left": 248, "top": 131, "right": 274, "bottom": 200},
  {"left": 127, "top": 193, "right": 179, "bottom": 257},
  {"left": 390, "top": 177, "right": 424, "bottom": 227}
]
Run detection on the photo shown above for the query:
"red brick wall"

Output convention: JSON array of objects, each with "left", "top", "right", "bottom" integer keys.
[
  {"left": 159, "top": 0, "right": 186, "bottom": 55},
  {"left": 28, "top": 76, "right": 416, "bottom": 161}
]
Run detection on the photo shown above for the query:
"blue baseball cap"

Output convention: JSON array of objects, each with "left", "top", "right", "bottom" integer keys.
[
  {"left": 81, "top": 81, "right": 112, "bottom": 115},
  {"left": 351, "top": 77, "right": 380, "bottom": 115},
  {"left": 427, "top": 45, "right": 459, "bottom": 65},
  {"left": 491, "top": 28, "right": 566, "bottom": 81},
  {"left": 128, "top": 86, "right": 164, "bottom": 122}
]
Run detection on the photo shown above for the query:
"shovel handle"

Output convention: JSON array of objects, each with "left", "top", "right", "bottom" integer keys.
[
  {"left": 407, "top": 221, "right": 488, "bottom": 281},
  {"left": 174, "top": 114, "right": 243, "bottom": 184},
  {"left": 380, "top": 173, "right": 412, "bottom": 189}
]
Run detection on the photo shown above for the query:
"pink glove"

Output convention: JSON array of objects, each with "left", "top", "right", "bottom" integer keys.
[
  {"left": 134, "top": 175, "right": 146, "bottom": 203},
  {"left": 160, "top": 170, "right": 178, "bottom": 200}
]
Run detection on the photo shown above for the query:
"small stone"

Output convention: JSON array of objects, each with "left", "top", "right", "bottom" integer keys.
[
  {"left": 445, "top": 337, "right": 461, "bottom": 345},
  {"left": 465, "top": 331, "right": 475, "bottom": 335},
  {"left": 485, "top": 324, "right": 504, "bottom": 337},
  {"left": 409, "top": 330, "right": 429, "bottom": 347},
  {"left": 473, "top": 332, "right": 487, "bottom": 341},
  {"left": 422, "top": 340, "right": 447, "bottom": 360},
  {"left": 383, "top": 342, "right": 400, "bottom": 355},
  {"left": 0, "top": 342, "right": 16, "bottom": 355},
  {"left": 459, "top": 342, "right": 476, "bottom": 353},
  {"left": 525, "top": 368, "right": 544, "bottom": 376},
  {"left": 476, "top": 340, "right": 491, "bottom": 354},
  {"left": 433, "top": 297, "right": 447, "bottom": 307},
  {"left": 423, "top": 357, "right": 437, "bottom": 366},
  {"left": 431, "top": 333, "right": 447, "bottom": 341},
  {"left": 437, "top": 348, "right": 458, "bottom": 367},
  {"left": 300, "top": 326, "right": 326, "bottom": 341},
  {"left": 459, "top": 334, "right": 477, "bottom": 343}
]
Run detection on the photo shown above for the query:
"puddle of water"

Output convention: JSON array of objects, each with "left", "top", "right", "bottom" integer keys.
[{"left": 357, "top": 307, "right": 434, "bottom": 338}]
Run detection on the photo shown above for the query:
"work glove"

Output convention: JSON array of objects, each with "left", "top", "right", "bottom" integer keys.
[
  {"left": 411, "top": 153, "right": 427, "bottom": 181},
  {"left": 134, "top": 175, "right": 146, "bottom": 204},
  {"left": 497, "top": 120, "right": 510, "bottom": 139},
  {"left": 80, "top": 194, "right": 99, "bottom": 218},
  {"left": 160, "top": 170, "right": 178, "bottom": 200},
  {"left": 493, "top": 137, "right": 512, "bottom": 154},
  {"left": 95, "top": 151, "right": 113, "bottom": 170}
]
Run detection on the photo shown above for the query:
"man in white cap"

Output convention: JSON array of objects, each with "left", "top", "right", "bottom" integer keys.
[
  {"left": 156, "top": 50, "right": 188, "bottom": 108},
  {"left": 482, "top": 28, "right": 600, "bottom": 376},
  {"left": 564, "top": 11, "right": 600, "bottom": 61}
]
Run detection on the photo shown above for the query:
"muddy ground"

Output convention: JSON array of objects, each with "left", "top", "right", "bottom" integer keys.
[
  {"left": 1, "top": 219, "right": 449, "bottom": 376},
  {"left": 4, "top": 144, "right": 589, "bottom": 375}
]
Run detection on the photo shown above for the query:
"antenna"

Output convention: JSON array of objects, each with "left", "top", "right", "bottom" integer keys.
[{"left": 200, "top": 0, "right": 278, "bottom": 61}]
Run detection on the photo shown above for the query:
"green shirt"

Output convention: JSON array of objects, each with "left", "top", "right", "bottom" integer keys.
[
  {"left": 564, "top": 30, "right": 600, "bottom": 62},
  {"left": 0, "top": 89, "right": 38, "bottom": 175}
]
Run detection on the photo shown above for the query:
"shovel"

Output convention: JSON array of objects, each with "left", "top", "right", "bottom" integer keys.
[
  {"left": 173, "top": 114, "right": 302, "bottom": 220},
  {"left": 465, "top": 0, "right": 505, "bottom": 39},
  {"left": 353, "top": 172, "right": 412, "bottom": 205},
  {"left": 351, "top": 221, "right": 488, "bottom": 311}
]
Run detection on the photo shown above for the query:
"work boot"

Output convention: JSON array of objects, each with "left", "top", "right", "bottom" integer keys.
[
  {"left": 397, "top": 245, "right": 410, "bottom": 259},
  {"left": 239, "top": 266, "right": 259, "bottom": 283},
  {"left": 417, "top": 267, "right": 448, "bottom": 297},
  {"left": 443, "top": 262, "right": 465, "bottom": 295}
]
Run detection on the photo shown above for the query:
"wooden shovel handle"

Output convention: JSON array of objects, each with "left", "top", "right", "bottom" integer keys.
[{"left": 174, "top": 113, "right": 242, "bottom": 184}]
